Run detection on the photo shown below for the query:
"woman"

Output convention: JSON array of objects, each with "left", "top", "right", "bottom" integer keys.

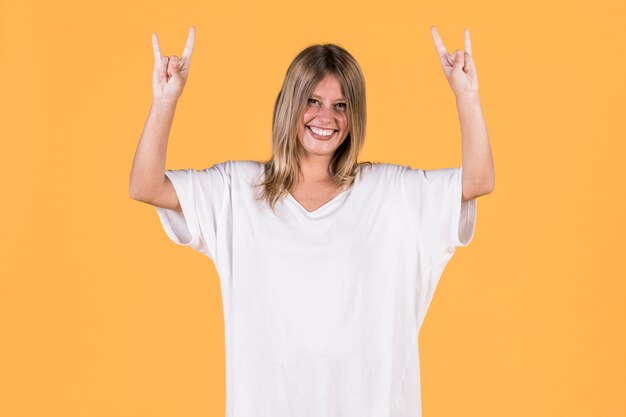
[{"left": 130, "top": 25, "right": 494, "bottom": 417}]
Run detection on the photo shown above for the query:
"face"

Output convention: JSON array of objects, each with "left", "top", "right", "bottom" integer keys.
[{"left": 297, "top": 73, "right": 349, "bottom": 159}]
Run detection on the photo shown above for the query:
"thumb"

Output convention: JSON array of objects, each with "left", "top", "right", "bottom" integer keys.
[
  {"left": 452, "top": 50, "right": 464, "bottom": 69},
  {"left": 451, "top": 50, "right": 465, "bottom": 76},
  {"left": 167, "top": 56, "right": 183, "bottom": 81}
]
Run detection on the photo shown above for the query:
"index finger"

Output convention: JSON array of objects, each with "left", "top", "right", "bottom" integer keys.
[
  {"left": 152, "top": 32, "right": 161, "bottom": 63},
  {"left": 464, "top": 28, "right": 472, "bottom": 55},
  {"left": 430, "top": 25, "right": 448, "bottom": 58},
  {"left": 181, "top": 26, "right": 196, "bottom": 61}
]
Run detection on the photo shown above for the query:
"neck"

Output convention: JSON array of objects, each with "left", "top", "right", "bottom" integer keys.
[{"left": 297, "top": 150, "right": 333, "bottom": 183}]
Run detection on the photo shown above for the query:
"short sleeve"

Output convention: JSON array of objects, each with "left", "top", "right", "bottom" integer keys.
[
  {"left": 403, "top": 165, "right": 477, "bottom": 265},
  {"left": 155, "top": 161, "right": 230, "bottom": 262}
]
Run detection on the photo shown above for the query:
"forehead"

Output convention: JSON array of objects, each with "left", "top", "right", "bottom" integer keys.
[{"left": 311, "top": 73, "right": 345, "bottom": 99}]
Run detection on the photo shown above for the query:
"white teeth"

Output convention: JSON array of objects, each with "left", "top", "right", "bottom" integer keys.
[{"left": 310, "top": 126, "right": 334, "bottom": 136}]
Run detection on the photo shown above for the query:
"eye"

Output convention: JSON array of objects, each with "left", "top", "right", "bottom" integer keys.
[{"left": 307, "top": 98, "right": 347, "bottom": 110}]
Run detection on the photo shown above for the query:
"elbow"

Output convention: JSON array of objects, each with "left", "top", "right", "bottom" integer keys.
[
  {"left": 129, "top": 183, "right": 148, "bottom": 202},
  {"left": 129, "top": 189, "right": 142, "bottom": 202},
  {"left": 487, "top": 174, "right": 495, "bottom": 193},
  {"left": 478, "top": 171, "right": 495, "bottom": 195},
  {"left": 472, "top": 178, "right": 495, "bottom": 198},
  {"left": 480, "top": 178, "right": 495, "bottom": 196}
]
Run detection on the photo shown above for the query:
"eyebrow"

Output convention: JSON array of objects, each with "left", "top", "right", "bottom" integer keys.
[{"left": 311, "top": 94, "right": 346, "bottom": 102}]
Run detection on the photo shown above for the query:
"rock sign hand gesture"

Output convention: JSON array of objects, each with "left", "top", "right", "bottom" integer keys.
[
  {"left": 151, "top": 26, "right": 196, "bottom": 103},
  {"left": 430, "top": 25, "right": 479, "bottom": 98}
]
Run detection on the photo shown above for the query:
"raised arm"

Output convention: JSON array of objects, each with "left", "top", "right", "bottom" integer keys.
[
  {"left": 430, "top": 25, "right": 495, "bottom": 201},
  {"left": 129, "top": 26, "right": 196, "bottom": 210}
]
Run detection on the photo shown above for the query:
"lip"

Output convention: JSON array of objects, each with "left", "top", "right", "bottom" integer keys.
[{"left": 307, "top": 125, "right": 337, "bottom": 141}]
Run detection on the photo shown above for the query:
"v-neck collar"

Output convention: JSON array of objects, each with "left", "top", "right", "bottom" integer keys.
[
  {"left": 286, "top": 187, "right": 351, "bottom": 216},
  {"left": 257, "top": 162, "right": 364, "bottom": 218},
  {"left": 285, "top": 167, "right": 362, "bottom": 217}
]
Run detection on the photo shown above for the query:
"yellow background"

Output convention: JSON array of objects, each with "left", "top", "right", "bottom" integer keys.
[{"left": 1, "top": 0, "right": 625, "bottom": 416}]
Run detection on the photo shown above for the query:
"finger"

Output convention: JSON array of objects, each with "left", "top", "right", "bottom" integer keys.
[
  {"left": 168, "top": 56, "right": 183, "bottom": 83},
  {"left": 161, "top": 56, "right": 169, "bottom": 80},
  {"left": 430, "top": 25, "right": 448, "bottom": 59},
  {"left": 453, "top": 50, "right": 464, "bottom": 70},
  {"left": 169, "top": 55, "right": 181, "bottom": 71},
  {"left": 181, "top": 26, "right": 196, "bottom": 62},
  {"left": 152, "top": 32, "right": 162, "bottom": 64},
  {"left": 465, "top": 52, "right": 477, "bottom": 78},
  {"left": 464, "top": 28, "right": 472, "bottom": 56}
]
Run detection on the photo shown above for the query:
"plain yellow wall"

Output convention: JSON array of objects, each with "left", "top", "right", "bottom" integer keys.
[{"left": 1, "top": 0, "right": 625, "bottom": 416}]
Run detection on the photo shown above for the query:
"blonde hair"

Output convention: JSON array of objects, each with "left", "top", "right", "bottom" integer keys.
[{"left": 255, "top": 43, "right": 371, "bottom": 213}]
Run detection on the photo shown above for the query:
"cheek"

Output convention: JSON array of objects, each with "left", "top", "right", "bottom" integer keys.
[
  {"left": 302, "top": 109, "right": 315, "bottom": 120},
  {"left": 298, "top": 124, "right": 307, "bottom": 141},
  {"left": 340, "top": 117, "right": 349, "bottom": 131}
]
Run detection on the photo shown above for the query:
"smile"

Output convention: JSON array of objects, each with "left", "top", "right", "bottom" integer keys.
[{"left": 307, "top": 125, "right": 337, "bottom": 140}]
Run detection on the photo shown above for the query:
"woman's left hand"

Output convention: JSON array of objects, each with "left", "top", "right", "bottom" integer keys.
[{"left": 430, "top": 25, "right": 479, "bottom": 97}]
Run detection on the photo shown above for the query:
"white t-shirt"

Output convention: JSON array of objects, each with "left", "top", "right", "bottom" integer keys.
[{"left": 156, "top": 160, "right": 477, "bottom": 417}]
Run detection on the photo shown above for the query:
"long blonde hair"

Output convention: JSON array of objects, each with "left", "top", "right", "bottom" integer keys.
[{"left": 255, "top": 43, "right": 371, "bottom": 213}]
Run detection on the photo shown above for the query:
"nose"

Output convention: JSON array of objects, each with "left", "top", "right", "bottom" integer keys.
[{"left": 314, "top": 104, "right": 335, "bottom": 124}]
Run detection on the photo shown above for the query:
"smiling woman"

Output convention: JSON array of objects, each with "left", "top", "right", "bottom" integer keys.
[
  {"left": 132, "top": 26, "right": 487, "bottom": 417},
  {"left": 298, "top": 74, "right": 348, "bottom": 147},
  {"left": 255, "top": 43, "right": 371, "bottom": 213}
]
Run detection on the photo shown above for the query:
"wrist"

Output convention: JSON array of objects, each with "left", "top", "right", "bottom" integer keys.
[
  {"left": 152, "top": 97, "right": 178, "bottom": 108},
  {"left": 455, "top": 90, "right": 480, "bottom": 104}
]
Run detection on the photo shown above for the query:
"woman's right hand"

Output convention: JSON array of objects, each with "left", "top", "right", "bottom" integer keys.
[{"left": 151, "top": 26, "right": 196, "bottom": 103}]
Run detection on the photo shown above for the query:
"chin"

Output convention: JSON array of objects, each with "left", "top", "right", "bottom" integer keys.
[{"left": 300, "top": 137, "right": 342, "bottom": 156}]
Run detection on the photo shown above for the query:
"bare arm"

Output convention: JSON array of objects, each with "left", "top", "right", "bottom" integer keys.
[
  {"left": 129, "top": 99, "right": 180, "bottom": 210},
  {"left": 457, "top": 92, "right": 494, "bottom": 202},
  {"left": 128, "top": 27, "right": 196, "bottom": 210},
  {"left": 430, "top": 26, "right": 495, "bottom": 202}
]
